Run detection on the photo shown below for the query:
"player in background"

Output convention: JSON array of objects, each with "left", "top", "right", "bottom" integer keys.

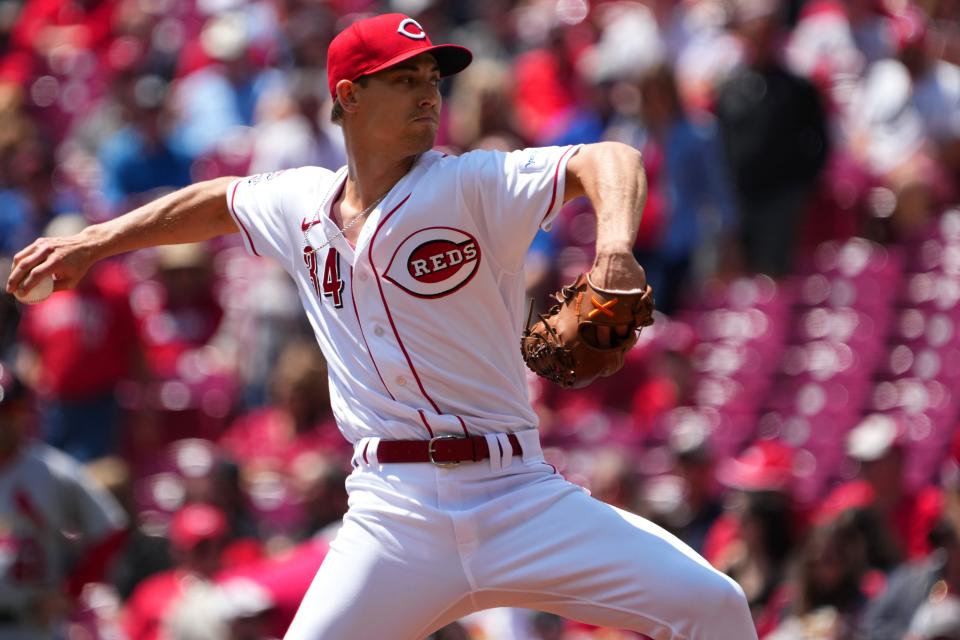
[
  {"left": 7, "top": 13, "right": 756, "bottom": 640},
  {"left": 0, "top": 363, "right": 128, "bottom": 638}
]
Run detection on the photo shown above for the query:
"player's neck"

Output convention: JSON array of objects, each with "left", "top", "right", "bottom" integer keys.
[{"left": 343, "top": 152, "right": 419, "bottom": 211}]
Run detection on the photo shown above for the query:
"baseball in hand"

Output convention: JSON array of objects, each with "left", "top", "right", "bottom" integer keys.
[{"left": 14, "top": 273, "right": 55, "bottom": 304}]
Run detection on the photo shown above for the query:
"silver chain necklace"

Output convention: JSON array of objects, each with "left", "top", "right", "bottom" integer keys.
[
  {"left": 302, "top": 186, "right": 389, "bottom": 255},
  {"left": 302, "top": 155, "right": 422, "bottom": 255}
]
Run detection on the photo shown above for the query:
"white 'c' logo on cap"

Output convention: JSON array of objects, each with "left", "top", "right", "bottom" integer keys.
[{"left": 397, "top": 18, "right": 427, "bottom": 40}]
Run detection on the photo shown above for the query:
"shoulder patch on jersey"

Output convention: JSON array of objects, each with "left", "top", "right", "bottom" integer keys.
[
  {"left": 383, "top": 227, "right": 481, "bottom": 299},
  {"left": 246, "top": 170, "right": 285, "bottom": 185},
  {"left": 518, "top": 150, "right": 547, "bottom": 173}
]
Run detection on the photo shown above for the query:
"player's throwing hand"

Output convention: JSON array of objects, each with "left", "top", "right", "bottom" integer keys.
[{"left": 6, "top": 231, "right": 98, "bottom": 298}]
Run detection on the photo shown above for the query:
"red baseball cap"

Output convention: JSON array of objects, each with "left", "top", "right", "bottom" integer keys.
[
  {"left": 716, "top": 440, "right": 794, "bottom": 492},
  {"left": 813, "top": 480, "right": 876, "bottom": 526},
  {"left": 169, "top": 503, "right": 228, "bottom": 550},
  {"left": 326, "top": 13, "right": 472, "bottom": 99}
]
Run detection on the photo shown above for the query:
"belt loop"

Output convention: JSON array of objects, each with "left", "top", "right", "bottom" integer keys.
[
  {"left": 352, "top": 438, "right": 368, "bottom": 467},
  {"left": 496, "top": 433, "right": 513, "bottom": 469},
  {"left": 484, "top": 433, "right": 503, "bottom": 472},
  {"left": 366, "top": 438, "right": 381, "bottom": 465},
  {"left": 518, "top": 430, "right": 541, "bottom": 463},
  {"left": 354, "top": 437, "right": 381, "bottom": 466}
]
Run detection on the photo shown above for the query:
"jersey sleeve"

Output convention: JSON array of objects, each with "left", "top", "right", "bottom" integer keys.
[
  {"left": 459, "top": 145, "right": 581, "bottom": 272},
  {"left": 226, "top": 169, "right": 305, "bottom": 267}
]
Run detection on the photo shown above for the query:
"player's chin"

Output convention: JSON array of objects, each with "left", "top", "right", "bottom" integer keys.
[{"left": 404, "top": 125, "right": 438, "bottom": 152}]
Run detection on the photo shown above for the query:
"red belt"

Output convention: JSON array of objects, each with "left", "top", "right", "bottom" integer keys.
[{"left": 373, "top": 434, "right": 523, "bottom": 466}]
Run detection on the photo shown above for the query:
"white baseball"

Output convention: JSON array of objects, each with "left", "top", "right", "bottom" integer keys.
[{"left": 15, "top": 273, "right": 55, "bottom": 304}]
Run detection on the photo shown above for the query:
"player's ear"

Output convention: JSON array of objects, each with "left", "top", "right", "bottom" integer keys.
[{"left": 336, "top": 79, "right": 361, "bottom": 114}]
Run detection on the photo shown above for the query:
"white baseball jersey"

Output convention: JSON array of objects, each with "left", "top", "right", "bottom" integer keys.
[
  {"left": 227, "top": 145, "right": 580, "bottom": 443},
  {"left": 228, "top": 145, "right": 759, "bottom": 640},
  {"left": 0, "top": 442, "right": 127, "bottom": 614}
]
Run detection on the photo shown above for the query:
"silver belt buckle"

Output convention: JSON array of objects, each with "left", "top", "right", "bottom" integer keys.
[{"left": 428, "top": 434, "right": 463, "bottom": 467}]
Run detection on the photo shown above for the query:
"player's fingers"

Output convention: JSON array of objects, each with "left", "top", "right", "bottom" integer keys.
[
  {"left": 8, "top": 254, "right": 47, "bottom": 294},
  {"left": 16, "top": 258, "right": 57, "bottom": 294},
  {"left": 6, "top": 243, "right": 52, "bottom": 293},
  {"left": 12, "top": 239, "right": 44, "bottom": 264}
]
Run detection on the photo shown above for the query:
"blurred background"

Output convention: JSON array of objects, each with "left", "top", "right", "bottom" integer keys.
[{"left": 1, "top": 0, "right": 960, "bottom": 638}]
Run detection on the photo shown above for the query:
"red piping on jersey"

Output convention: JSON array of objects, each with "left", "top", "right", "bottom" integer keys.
[
  {"left": 540, "top": 145, "right": 579, "bottom": 225},
  {"left": 369, "top": 194, "right": 471, "bottom": 436},
  {"left": 362, "top": 440, "right": 370, "bottom": 464},
  {"left": 67, "top": 528, "right": 128, "bottom": 597},
  {"left": 228, "top": 181, "right": 261, "bottom": 257},
  {"left": 418, "top": 410, "right": 435, "bottom": 438},
  {"left": 349, "top": 266, "right": 395, "bottom": 402}
]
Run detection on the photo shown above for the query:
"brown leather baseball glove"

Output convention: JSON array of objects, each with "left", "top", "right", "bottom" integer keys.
[{"left": 521, "top": 273, "right": 655, "bottom": 389}]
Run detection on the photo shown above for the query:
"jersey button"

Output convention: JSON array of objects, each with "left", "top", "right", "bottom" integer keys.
[
  {"left": 358, "top": 272, "right": 369, "bottom": 282},
  {"left": 374, "top": 326, "right": 385, "bottom": 337},
  {"left": 396, "top": 376, "right": 407, "bottom": 386}
]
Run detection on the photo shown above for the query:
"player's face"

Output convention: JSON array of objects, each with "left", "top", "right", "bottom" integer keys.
[{"left": 357, "top": 53, "right": 442, "bottom": 153}]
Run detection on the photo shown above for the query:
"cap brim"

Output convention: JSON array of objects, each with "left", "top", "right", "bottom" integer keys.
[
  {"left": 363, "top": 44, "right": 473, "bottom": 80},
  {"left": 172, "top": 532, "right": 223, "bottom": 550},
  {"left": 716, "top": 459, "right": 790, "bottom": 492}
]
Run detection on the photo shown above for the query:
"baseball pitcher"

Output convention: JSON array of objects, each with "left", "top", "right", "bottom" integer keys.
[{"left": 7, "top": 14, "right": 757, "bottom": 640}]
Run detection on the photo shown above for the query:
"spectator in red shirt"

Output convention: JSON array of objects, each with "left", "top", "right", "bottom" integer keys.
[
  {"left": 706, "top": 440, "right": 799, "bottom": 635},
  {"left": 845, "top": 413, "right": 942, "bottom": 560},
  {"left": 218, "top": 338, "right": 344, "bottom": 472},
  {"left": 9, "top": 0, "right": 118, "bottom": 57},
  {"left": 134, "top": 242, "right": 223, "bottom": 380},
  {"left": 219, "top": 339, "right": 347, "bottom": 541},
  {"left": 766, "top": 482, "right": 902, "bottom": 639},
  {"left": 127, "top": 242, "right": 232, "bottom": 453},
  {"left": 17, "top": 214, "right": 139, "bottom": 462},
  {"left": 122, "top": 502, "right": 228, "bottom": 640}
]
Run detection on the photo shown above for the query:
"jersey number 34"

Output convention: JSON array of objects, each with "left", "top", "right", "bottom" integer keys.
[{"left": 306, "top": 248, "right": 344, "bottom": 308}]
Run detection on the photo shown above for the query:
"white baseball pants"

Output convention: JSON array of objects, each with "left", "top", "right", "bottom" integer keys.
[{"left": 284, "top": 430, "right": 757, "bottom": 640}]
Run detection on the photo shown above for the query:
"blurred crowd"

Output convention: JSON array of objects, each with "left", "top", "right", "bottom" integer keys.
[{"left": 1, "top": 0, "right": 960, "bottom": 638}]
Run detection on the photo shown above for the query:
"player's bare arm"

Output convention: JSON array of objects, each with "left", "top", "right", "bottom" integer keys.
[
  {"left": 6, "top": 176, "right": 238, "bottom": 296},
  {"left": 561, "top": 142, "right": 649, "bottom": 347},
  {"left": 563, "top": 141, "right": 648, "bottom": 292}
]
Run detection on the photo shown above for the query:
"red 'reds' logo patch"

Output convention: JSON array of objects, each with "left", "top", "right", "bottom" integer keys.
[{"left": 384, "top": 227, "right": 481, "bottom": 298}]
